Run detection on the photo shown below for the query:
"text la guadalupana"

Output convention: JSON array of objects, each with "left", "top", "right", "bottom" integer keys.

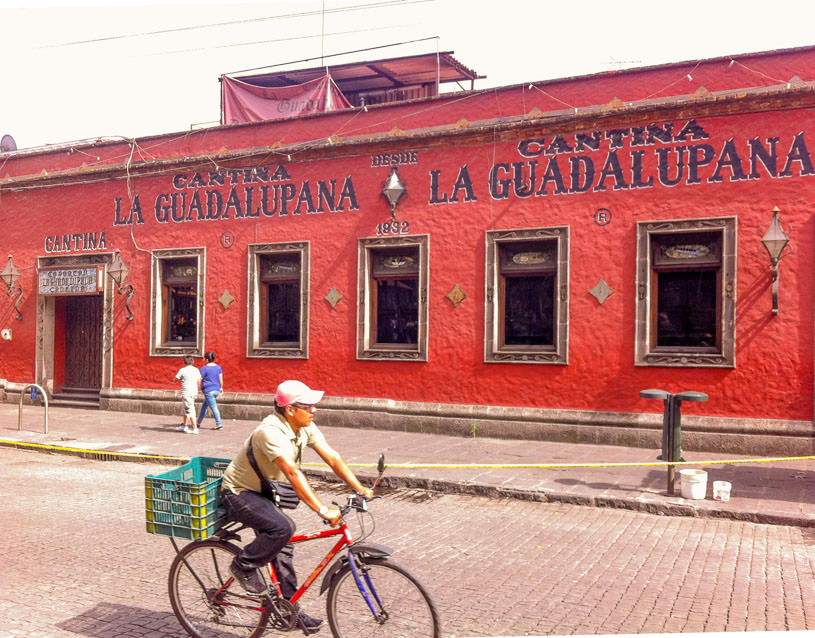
[
  {"left": 113, "top": 164, "right": 359, "bottom": 226},
  {"left": 111, "top": 119, "right": 815, "bottom": 225},
  {"left": 428, "top": 119, "right": 815, "bottom": 204}
]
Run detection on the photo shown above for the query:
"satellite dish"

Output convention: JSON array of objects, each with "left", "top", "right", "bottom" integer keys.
[{"left": 1, "top": 134, "right": 17, "bottom": 152}]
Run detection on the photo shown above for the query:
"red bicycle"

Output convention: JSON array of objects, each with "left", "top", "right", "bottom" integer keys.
[{"left": 166, "top": 456, "right": 440, "bottom": 638}]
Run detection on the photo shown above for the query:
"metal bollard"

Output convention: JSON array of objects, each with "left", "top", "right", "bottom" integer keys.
[
  {"left": 18, "top": 383, "right": 49, "bottom": 434},
  {"left": 640, "top": 389, "right": 708, "bottom": 495}
]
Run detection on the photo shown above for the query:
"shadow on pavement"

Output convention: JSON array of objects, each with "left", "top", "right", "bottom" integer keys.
[{"left": 56, "top": 602, "right": 184, "bottom": 637}]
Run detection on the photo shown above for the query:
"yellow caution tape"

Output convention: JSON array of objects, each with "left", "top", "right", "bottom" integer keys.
[
  {"left": 2, "top": 439, "right": 813, "bottom": 470},
  {"left": 304, "top": 455, "right": 815, "bottom": 469}
]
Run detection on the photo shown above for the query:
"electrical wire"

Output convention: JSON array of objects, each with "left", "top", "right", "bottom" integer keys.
[
  {"left": 728, "top": 58, "right": 788, "bottom": 86},
  {"left": 141, "top": 24, "right": 416, "bottom": 58},
  {"left": 224, "top": 36, "right": 440, "bottom": 77},
  {"left": 44, "top": 0, "right": 433, "bottom": 48},
  {"left": 644, "top": 60, "right": 704, "bottom": 100}
]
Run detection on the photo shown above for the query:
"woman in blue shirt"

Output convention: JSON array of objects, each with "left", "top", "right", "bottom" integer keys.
[{"left": 197, "top": 351, "right": 224, "bottom": 430}]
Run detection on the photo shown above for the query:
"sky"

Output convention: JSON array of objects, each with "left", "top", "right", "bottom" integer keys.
[{"left": 1, "top": 0, "right": 813, "bottom": 150}]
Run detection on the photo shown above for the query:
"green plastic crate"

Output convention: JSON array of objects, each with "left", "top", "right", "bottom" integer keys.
[{"left": 145, "top": 456, "right": 231, "bottom": 539}]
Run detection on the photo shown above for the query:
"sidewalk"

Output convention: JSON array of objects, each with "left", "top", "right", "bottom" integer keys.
[{"left": 2, "top": 403, "right": 814, "bottom": 527}]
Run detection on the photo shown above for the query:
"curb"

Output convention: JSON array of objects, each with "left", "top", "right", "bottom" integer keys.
[
  {"left": 303, "top": 469, "right": 815, "bottom": 528},
  {"left": 0, "top": 438, "right": 189, "bottom": 464},
  {"left": 4, "top": 438, "right": 812, "bottom": 528}
]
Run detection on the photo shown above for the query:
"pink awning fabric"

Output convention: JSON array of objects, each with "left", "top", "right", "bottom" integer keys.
[{"left": 221, "top": 74, "right": 352, "bottom": 124}]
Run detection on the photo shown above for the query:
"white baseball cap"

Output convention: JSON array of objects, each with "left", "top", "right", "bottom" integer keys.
[{"left": 275, "top": 380, "right": 324, "bottom": 407}]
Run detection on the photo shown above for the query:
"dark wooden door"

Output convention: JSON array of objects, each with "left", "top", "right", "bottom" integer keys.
[{"left": 64, "top": 295, "right": 103, "bottom": 389}]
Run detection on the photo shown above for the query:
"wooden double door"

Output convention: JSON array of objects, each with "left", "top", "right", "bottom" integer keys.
[{"left": 64, "top": 295, "right": 103, "bottom": 389}]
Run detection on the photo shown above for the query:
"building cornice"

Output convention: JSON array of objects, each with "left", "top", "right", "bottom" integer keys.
[{"left": 2, "top": 82, "right": 814, "bottom": 193}]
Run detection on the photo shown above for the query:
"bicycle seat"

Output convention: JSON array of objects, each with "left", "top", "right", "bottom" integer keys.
[{"left": 214, "top": 520, "right": 247, "bottom": 542}]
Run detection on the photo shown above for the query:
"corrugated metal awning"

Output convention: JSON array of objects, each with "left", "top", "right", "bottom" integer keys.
[{"left": 233, "top": 52, "right": 483, "bottom": 93}]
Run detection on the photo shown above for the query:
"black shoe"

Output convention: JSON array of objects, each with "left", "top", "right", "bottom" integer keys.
[
  {"left": 295, "top": 609, "right": 324, "bottom": 635},
  {"left": 229, "top": 559, "right": 266, "bottom": 594}
]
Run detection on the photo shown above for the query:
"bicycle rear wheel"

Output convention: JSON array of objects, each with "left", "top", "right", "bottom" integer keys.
[
  {"left": 168, "top": 539, "right": 272, "bottom": 638},
  {"left": 326, "top": 556, "right": 441, "bottom": 638}
]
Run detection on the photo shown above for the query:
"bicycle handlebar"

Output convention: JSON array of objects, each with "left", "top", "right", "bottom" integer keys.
[
  {"left": 323, "top": 453, "right": 386, "bottom": 524},
  {"left": 320, "top": 493, "right": 380, "bottom": 525},
  {"left": 341, "top": 493, "right": 380, "bottom": 515}
]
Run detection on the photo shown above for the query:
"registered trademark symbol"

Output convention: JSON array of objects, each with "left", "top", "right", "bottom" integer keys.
[
  {"left": 594, "top": 208, "right": 612, "bottom": 226},
  {"left": 220, "top": 231, "right": 235, "bottom": 248}
]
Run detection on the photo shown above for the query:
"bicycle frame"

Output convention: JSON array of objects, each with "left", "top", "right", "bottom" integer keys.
[{"left": 265, "top": 523, "right": 354, "bottom": 604}]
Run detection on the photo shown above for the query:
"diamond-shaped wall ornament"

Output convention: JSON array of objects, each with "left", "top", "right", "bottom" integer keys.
[
  {"left": 218, "top": 289, "right": 235, "bottom": 310},
  {"left": 446, "top": 284, "right": 467, "bottom": 307},
  {"left": 325, "top": 287, "right": 343, "bottom": 309},
  {"left": 589, "top": 279, "right": 614, "bottom": 305}
]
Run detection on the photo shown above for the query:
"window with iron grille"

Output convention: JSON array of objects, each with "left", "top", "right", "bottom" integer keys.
[
  {"left": 150, "top": 248, "right": 205, "bottom": 356},
  {"left": 635, "top": 218, "right": 736, "bottom": 367},
  {"left": 247, "top": 243, "right": 309, "bottom": 359},
  {"left": 357, "top": 236, "right": 428, "bottom": 361},
  {"left": 485, "top": 227, "right": 569, "bottom": 364}
]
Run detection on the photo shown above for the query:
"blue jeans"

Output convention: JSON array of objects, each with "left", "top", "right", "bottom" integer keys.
[{"left": 197, "top": 390, "right": 222, "bottom": 426}]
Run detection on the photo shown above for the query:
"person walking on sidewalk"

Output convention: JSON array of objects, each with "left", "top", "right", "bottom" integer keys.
[
  {"left": 220, "top": 379, "right": 374, "bottom": 636},
  {"left": 175, "top": 355, "right": 201, "bottom": 435},
  {"left": 197, "top": 351, "right": 224, "bottom": 430}
]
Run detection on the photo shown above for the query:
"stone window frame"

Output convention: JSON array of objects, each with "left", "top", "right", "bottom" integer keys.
[
  {"left": 149, "top": 247, "right": 206, "bottom": 357},
  {"left": 635, "top": 216, "right": 737, "bottom": 368},
  {"left": 246, "top": 242, "right": 310, "bottom": 359},
  {"left": 484, "top": 226, "right": 570, "bottom": 365},
  {"left": 356, "top": 234, "right": 429, "bottom": 362}
]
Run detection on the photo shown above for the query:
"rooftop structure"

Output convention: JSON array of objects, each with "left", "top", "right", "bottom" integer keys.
[{"left": 227, "top": 51, "right": 483, "bottom": 108}]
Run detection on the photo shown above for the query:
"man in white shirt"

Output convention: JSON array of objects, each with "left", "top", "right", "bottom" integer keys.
[{"left": 174, "top": 355, "right": 201, "bottom": 434}]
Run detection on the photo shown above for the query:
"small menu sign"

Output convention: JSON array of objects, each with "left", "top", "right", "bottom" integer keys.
[{"left": 39, "top": 266, "right": 104, "bottom": 295}]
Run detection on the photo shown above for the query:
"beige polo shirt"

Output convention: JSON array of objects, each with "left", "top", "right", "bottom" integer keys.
[{"left": 221, "top": 412, "right": 327, "bottom": 495}]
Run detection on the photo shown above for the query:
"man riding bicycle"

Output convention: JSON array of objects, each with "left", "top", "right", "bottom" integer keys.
[{"left": 220, "top": 380, "right": 374, "bottom": 635}]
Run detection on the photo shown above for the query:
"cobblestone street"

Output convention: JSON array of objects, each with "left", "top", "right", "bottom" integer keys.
[{"left": 4, "top": 447, "right": 815, "bottom": 637}]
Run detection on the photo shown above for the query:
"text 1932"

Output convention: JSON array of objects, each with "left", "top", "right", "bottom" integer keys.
[{"left": 376, "top": 221, "right": 410, "bottom": 236}]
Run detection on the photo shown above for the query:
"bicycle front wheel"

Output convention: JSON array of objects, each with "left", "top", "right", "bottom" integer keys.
[
  {"left": 326, "top": 556, "right": 441, "bottom": 638},
  {"left": 168, "top": 539, "right": 272, "bottom": 638}
]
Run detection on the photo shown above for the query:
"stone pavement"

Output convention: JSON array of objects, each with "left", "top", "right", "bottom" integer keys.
[{"left": 2, "top": 402, "right": 814, "bottom": 527}]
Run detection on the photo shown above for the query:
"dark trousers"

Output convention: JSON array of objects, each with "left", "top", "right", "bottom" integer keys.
[{"left": 222, "top": 489, "right": 298, "bottom": 599}]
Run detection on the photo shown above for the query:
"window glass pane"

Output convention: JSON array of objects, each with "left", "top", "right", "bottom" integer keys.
[
  {"left": 656, "top": 270, "right": 716, "bottom": 347},
  {"left": 376, "top": 278, "right": 418, "bottom": 344},
  {"left": 504, "top": 275, "right": 554, "bottom": 345},
  {"left": 266, "top": 282, "right": 300, "bottom": 342},
  {"left": 168, "top": 286, "right": 197, "bottom": 342}
]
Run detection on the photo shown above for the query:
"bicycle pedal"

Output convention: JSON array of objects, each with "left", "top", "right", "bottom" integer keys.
[{"left": 267, "top": 597, "right": 297, "bottom": 631}]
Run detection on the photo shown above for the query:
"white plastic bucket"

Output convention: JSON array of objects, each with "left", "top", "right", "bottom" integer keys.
[
  {"left": 679, "top": 469, "right": 708, "bottom": 499},
  {"left": 712, "top": 480, "right": 732, "bottom": 502}
]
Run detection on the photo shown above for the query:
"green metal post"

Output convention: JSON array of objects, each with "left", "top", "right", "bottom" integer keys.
[{"left": 640, "top": 389, "right": 707, "bottom": 496}]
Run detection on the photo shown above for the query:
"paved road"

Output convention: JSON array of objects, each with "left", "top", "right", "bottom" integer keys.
[{"left": 4, "top": 447, "right": 815, "bottom": 638}]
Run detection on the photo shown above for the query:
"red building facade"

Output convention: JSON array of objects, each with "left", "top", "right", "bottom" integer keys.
[{"left": 2, "top": 47, "right": 815, "bottom": 454}]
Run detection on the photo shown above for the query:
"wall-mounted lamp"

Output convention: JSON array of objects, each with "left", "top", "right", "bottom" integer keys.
[
  {"left": 107, "top": 249, "right": 135, "bottom": 320},
  {"left": 760, "top": 206, "right": 790, "bottom": 316},
  {"left": 382, "top": 165, "right": 407, "bottom": 221},
  {"left": 0, "top": 254, "right": 23, "bottom": 321}
]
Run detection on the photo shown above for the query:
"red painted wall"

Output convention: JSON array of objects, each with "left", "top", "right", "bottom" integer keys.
[{"left": 2, "top": 46, "right": 814, "bottom": 424}]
